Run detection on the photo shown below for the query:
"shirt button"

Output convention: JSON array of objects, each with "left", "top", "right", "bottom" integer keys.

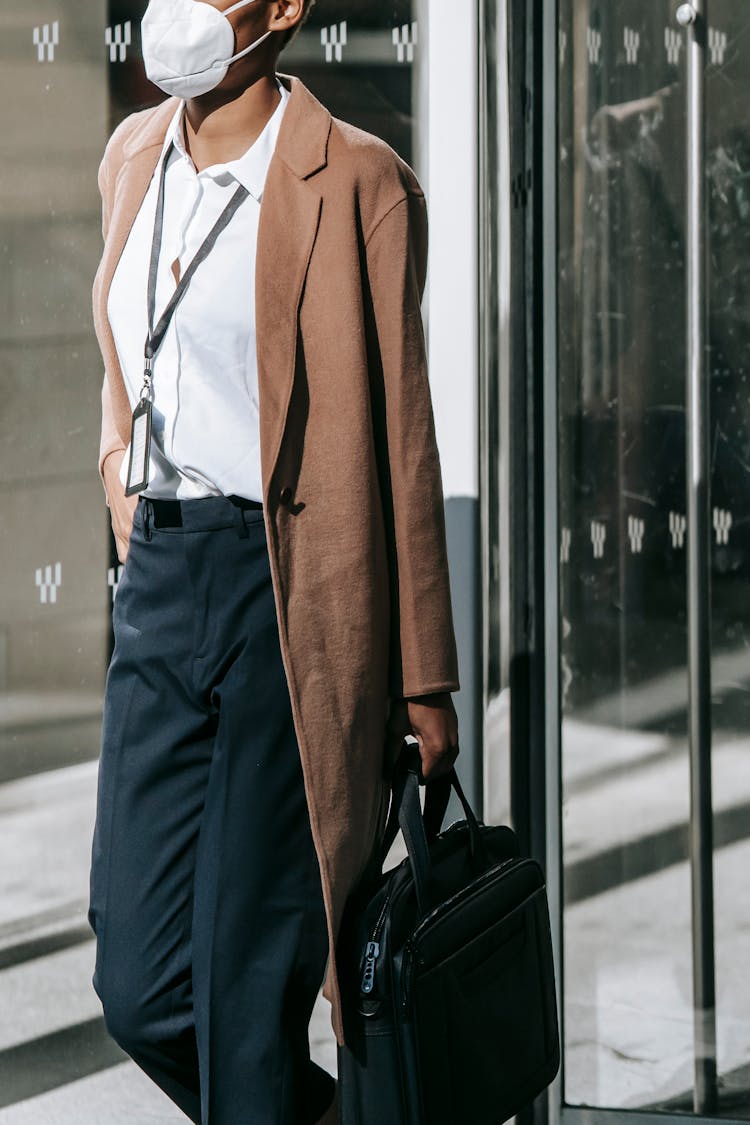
[{"left": 279, "top": 486, "right": 293, "bottom": 506}]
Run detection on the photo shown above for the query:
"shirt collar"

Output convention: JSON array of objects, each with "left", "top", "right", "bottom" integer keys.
[{"left": 163, "top": 77, "right": 290, "bottom": 202}]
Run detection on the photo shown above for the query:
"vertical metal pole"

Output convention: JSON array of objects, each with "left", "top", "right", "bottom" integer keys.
[
  {"left": 542, "top": 1, "right": 562, "bottom": 1123},
  {"left": 412, "top": 0, "right": 429, "bottom": 192},
  {"left": 677, "top": 0, "right": 718, "bottom": 1113}
]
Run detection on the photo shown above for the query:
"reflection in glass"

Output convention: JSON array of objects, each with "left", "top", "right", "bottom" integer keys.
[{"left": 558, "top": 0, "right": 750, "bottom": 1114}]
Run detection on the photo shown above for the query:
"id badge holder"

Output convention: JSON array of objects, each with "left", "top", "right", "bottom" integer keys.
[{"left": 125, "top": 396, "right": 153, "bottom": 496}]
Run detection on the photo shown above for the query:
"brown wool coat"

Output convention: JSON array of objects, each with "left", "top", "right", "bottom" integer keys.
[{"left": 92, "top": 72, "right": 460, "bottom": 1046}]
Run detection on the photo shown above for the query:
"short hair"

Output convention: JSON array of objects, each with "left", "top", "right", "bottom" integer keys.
[{"left": 279, "top": 0, "right": 316, "bottom": 51}]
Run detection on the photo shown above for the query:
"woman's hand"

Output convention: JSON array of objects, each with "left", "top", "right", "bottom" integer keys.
[
  {"left": 103, "top": 450, "right": 138, "bottom": 564},
  {"left": 386, "top": 692, "right": 459, "bottom": 781}
]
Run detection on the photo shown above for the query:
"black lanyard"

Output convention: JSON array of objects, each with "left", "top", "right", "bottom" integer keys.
[{"left": 139, "top": 139, "right": 250, "bottom": 401}]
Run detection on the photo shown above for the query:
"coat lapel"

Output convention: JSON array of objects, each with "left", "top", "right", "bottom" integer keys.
[
  {"left": 93, "top": 74, "right": 332, "bottom": 495},
  {"left": 255, "top": 75, "right": 331, "bottom": 500}
]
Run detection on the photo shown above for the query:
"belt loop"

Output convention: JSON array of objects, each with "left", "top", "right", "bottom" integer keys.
[
  {"left": 143, "top": 498, "right": 153, "bottom": 541},
  {"left": 232, "top": 502, "right": 249, "bottom": 539}
]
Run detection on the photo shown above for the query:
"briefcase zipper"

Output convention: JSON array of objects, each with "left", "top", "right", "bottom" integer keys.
[
  {"left": 360, "top": 819, "right": 497, "bottom": 998},
  {"left": 360, "top": 818, "right": 498, "bottom": 996},
  {"left": 360, "top": 940, "right": 380, "bottom": 995},
  {"left": 360, "top": 890, "right": 392, "bottom": 996},
  {"left": 360, "top": 850, "right": 534, "bottom": 1010},
  {"left": 414, "top": 855, "right": 523, "bottom": 940},
  {"left": 400, "top": 856, "right": 527, "bottom": 1012}
]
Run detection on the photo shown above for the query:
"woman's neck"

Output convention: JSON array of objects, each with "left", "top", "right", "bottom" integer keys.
[{"left": 183, "top": 73, "right": 281, "bottom": 171}]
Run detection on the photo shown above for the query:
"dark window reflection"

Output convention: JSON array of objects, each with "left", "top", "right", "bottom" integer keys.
[{"left": 558, "top": 0, "right": 750, "bottom": 1112}]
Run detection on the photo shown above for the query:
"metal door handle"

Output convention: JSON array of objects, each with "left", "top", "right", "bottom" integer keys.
[{"left": 676, "top": 3, "right": 697, "bottom": 26}]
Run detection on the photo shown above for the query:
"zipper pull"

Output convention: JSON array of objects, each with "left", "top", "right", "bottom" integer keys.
[{"left": 360, "top": 940, "right": 380, "bottom": 994}]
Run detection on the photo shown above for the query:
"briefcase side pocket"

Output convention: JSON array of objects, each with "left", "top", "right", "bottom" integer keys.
[{"left": 409, "top": 883, "right": 559, "bottom": 1125}]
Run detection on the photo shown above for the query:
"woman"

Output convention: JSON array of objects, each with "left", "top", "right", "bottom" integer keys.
[{"left": 87, "top": 1, "right": 460, "bottom": 1122}]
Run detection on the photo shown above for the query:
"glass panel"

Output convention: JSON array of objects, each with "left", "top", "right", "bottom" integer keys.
[
  {"left": 558, "top": 0, "right": 750, "bottom": 1115},
  {"left": 0, "top": 1, "right": 115, "bottom": 1111},
  {"left": 0, "top": 0, "right": 421, "bottom": 1113},
  {"left": 704, "top": 0, "right": 750, "bottom": 1108}
]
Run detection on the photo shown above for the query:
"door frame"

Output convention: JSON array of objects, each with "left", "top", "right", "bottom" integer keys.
[{"left": 481, "top": 1, "right": 563, "bottom": 1123}]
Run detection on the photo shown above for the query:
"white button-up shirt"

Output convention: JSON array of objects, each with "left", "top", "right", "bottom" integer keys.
[{"left": 108, "top": 77, "right": 289, "bottom": 501}]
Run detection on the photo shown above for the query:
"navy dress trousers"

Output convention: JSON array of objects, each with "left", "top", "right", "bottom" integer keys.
[{"left": 87, "top": 493, "right": 335, "bottom": 1124}]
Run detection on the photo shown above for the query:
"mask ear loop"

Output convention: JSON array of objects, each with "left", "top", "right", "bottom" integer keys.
[
  {"left": 222, "top": 0, "right": 275, "bottom": 58},
  {"left": 181, "top": 21, "right": 274, "bottom": 79},
  {"left": 222, "top": 27, "right": 273, "bottom": 66},
  {"left": 224, "top": 0, "right": 261, "bottom": 12}
]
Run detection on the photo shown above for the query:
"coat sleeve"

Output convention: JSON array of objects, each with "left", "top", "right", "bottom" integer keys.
[
  {"left": 95, "top": 141, "right": 128, "bottom": 508},
  {"left": 364, "top": 190, "right": 460, "bottom": 699}
]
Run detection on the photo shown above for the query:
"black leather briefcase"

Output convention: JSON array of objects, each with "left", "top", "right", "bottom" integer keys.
[{"left": 336, "top": 744, "right": 560, "bottom": 1125}]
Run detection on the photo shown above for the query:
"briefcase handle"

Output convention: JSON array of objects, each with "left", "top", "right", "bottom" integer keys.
[{"left": 377, "top": 741, "right": 489, "bottom": 916}]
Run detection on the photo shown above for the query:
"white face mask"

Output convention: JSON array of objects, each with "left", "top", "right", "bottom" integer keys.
[{"left": 141, "top": 0, "right": 272, "bottom": 100}]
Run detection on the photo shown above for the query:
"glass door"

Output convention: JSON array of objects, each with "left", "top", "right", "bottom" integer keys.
[{"left": 556, "top": 0, "right": 750, "bottom": 1119}]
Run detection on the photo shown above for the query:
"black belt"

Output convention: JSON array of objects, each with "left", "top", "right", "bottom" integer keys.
[{"left": 139, "top": 494, "right": 263, "bottom": 529}]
